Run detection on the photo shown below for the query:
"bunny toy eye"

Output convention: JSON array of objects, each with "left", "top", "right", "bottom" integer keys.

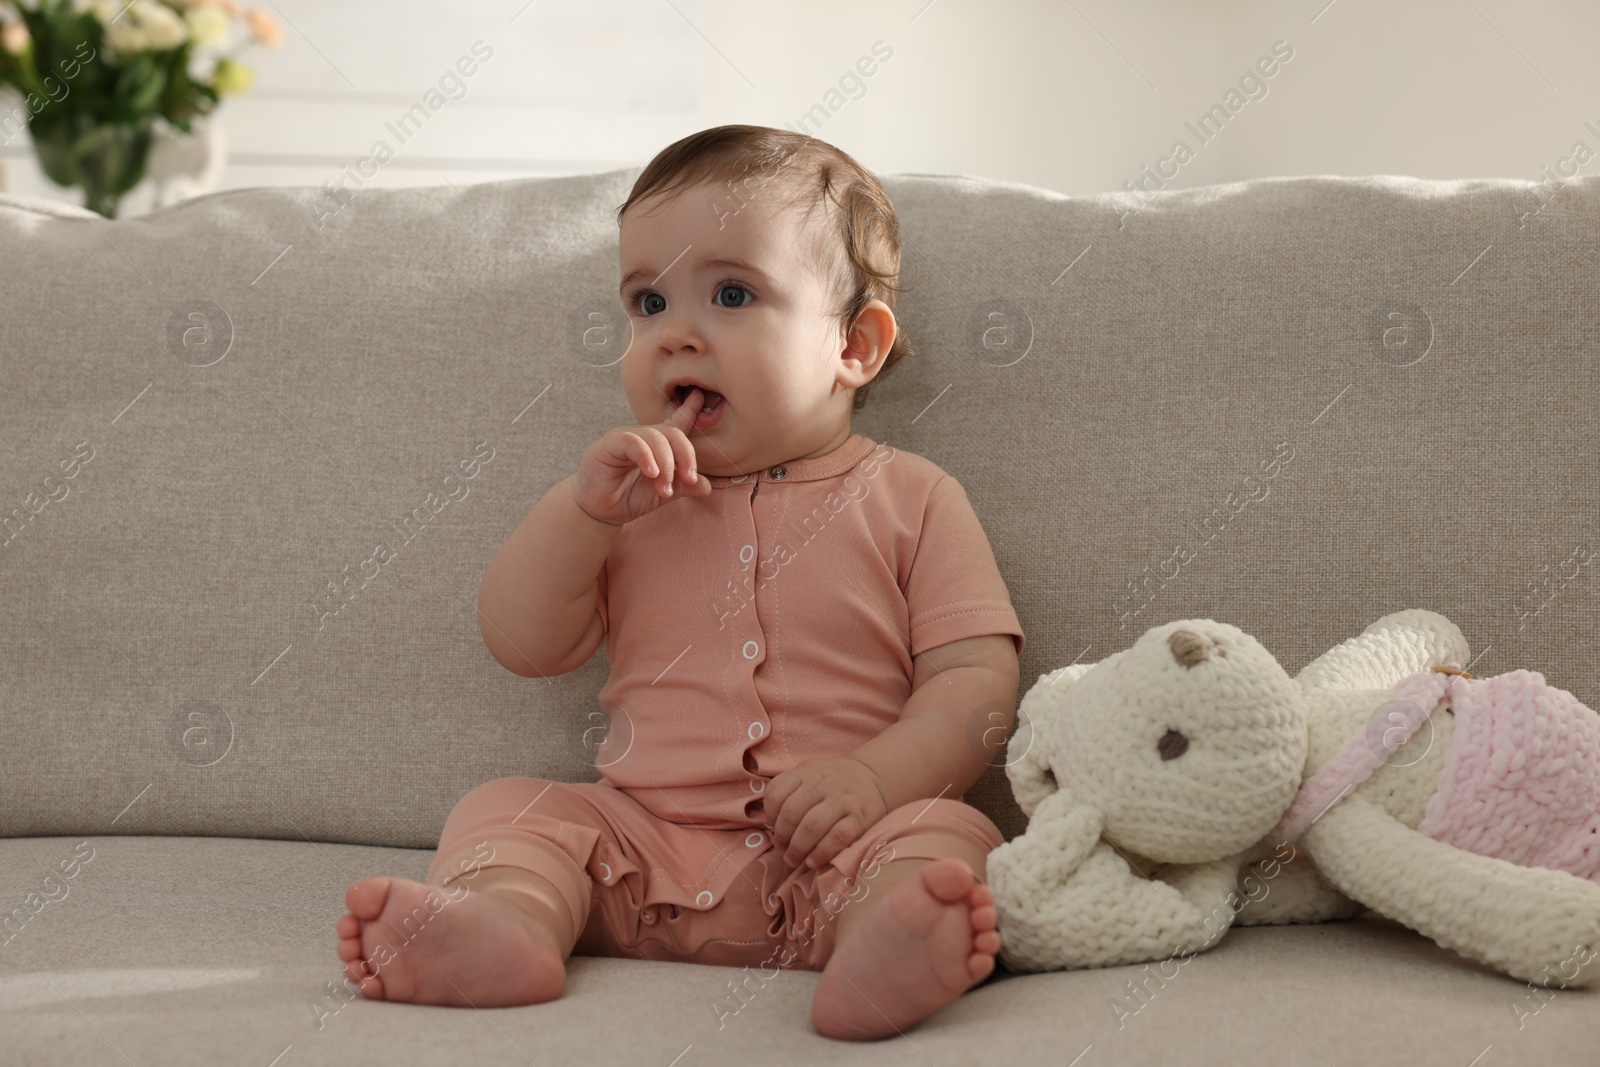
[{"left": 1157, "top": 729, "right": 1189, "bottom": 760}]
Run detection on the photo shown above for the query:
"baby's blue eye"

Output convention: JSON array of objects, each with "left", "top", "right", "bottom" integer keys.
[
  {"left": 640, "top": 292, "right": 666, "bottom": 316},
  {"left": 716, "top": 284, "right": 751, "bottom": 308}
]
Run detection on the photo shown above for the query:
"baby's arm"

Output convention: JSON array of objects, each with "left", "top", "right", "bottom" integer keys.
[
  {"left": 476, "top": 475, "right": 619, "bottom": 678},
  {"left": 849, "top": 634, "right": 1021, "bottom": 812},
  {"left": 766, "top": 634, "right": 1017, "bottom": 869},
  {"left": 478, "top": 391, "right": 706, "bottom": 678}
]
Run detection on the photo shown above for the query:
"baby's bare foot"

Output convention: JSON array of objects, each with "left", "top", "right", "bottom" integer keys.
[
  {"left": 334, "top": 875, "right": 566, "bottom": 1008},
  {"left": 810, "top": 858, "right": 1001, "bottom": 1041}
]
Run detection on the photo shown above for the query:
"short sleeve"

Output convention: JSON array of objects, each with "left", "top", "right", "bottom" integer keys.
[
  {"left": 595, "top": 557, "right": 609, "bottom": 637},
  {"left": 904, "top": 475, "right": 1025, "bottom": 658}
]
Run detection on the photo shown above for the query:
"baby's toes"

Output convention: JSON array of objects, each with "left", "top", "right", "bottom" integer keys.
[
  {"left": 336, "top": 913, "right": 360, "bottom": 939},
  {"left": 336, "top": 935, "right": 363, "bottom": 963},
  {"left": 345, "top": 876, "right": 392, "bottom": 920},
  {"left": 345, "top": 957, "right": 383, "bottom": 998},
  {"left": 969, "top": 885, "right": 1002, "bottom": 965},
  {"left": 915, "top": 858, "right": 979, "bottom": 910}
]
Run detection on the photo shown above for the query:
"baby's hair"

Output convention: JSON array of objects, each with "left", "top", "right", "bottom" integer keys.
[{"left": 617, "top": 124, "right": 913, "bottom": 413}]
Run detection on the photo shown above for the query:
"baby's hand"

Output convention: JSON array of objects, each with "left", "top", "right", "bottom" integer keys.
[
  {"left": 569, "top": 387, "right": 714, "bottom": 527},
  {"left": 764, "top": 757, "right": 889, "bottom": 871}
]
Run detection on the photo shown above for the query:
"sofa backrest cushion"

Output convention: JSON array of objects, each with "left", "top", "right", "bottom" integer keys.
[{"left": 1, "top": 171, "right": 1594, "bottom": 847}]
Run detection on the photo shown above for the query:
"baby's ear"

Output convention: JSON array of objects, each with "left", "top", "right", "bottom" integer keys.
[
  {"left": 839, "top": 299, "right": 896, "bottom": 383},
  {"left": 1007, "top": 661, "right": 1101, "bottom": 817}
]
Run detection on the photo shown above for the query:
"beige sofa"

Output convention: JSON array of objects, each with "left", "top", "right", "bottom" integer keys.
[{"left": 2, "top": 167, "right": 1596, "bottom": 1065}]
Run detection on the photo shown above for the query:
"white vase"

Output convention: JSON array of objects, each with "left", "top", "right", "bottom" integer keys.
[{"left": 147, "top": 114, "right": 227, "bottom": 208}]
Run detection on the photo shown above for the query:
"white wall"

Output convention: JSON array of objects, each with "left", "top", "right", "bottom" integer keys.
[{"left": 1, "top": 0, "right": 1596, "bottom": 215}]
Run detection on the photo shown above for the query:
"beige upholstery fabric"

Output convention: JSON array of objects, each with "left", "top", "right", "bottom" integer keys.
[
  {"left": 2, "top": 835, "right": 1594, "bottom": 1064},
  {"left": 2, "top": 171, "right": 1597, "bottom": 1061}
]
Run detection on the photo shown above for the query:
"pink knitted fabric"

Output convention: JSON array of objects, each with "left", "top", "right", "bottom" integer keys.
[
  {"left": 1266, "top": 668, "right": 1453, "bottom": 846},
  {"left": 1268, "top": 669, "right": 1600, "bottom": 885},
  {"left": 1418, "top": 669, "right": 1600, "bottom": 881}
]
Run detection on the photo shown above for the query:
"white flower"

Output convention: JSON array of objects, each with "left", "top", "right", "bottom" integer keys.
[
  {"left": 138, "top": 1, "right": 188, "bottom": 50},
  {"left": 99, "top": 1, "right": 189, "bottom": 54},
  {"left": 105, "top": 19, "right": 149, "bottom": 54},
  {"left": 184, "top": 5, "right": 230, "bottom": 49}
]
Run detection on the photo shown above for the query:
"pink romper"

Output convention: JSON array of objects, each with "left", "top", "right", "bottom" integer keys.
[{"left": 428, "top": 433, "right": 1025, "bottom": 969}]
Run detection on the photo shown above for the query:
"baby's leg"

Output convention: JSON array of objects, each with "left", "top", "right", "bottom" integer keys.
[
  {"left": 809, "top": 798, "right": 1005, "bottom": 1041},
  {"left": 334, "top": 777, "right": 596, "bottom": 1008}
]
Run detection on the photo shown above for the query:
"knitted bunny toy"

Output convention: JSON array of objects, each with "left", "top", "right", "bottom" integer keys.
[{"left": 987, "top": 609, "right": 1600, "bottom": 989}]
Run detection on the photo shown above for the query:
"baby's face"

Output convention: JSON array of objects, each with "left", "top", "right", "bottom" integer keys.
[{"left": 618, "top": 179, "right": 859, "bottom": 477}]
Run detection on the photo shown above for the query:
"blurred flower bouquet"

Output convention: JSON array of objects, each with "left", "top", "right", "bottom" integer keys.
[{"left": 0, "top": 0, "right": 281, "bottom": 217}]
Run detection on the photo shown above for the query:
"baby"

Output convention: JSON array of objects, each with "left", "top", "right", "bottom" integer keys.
[{"left": 335, "top": 124, "right": 1026, "bottom": 1042}]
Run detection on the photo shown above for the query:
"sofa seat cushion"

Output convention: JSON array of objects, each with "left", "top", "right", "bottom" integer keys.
[{"left": 2, "top": 835, "right": 1592, "bottom": 1064}]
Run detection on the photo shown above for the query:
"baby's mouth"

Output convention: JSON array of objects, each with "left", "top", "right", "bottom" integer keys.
[
  {"left": 670, "top": 385, "right": 727, "bottom": 430},
  {"left": 672, "top": 384, "right": 726, "bottom": 411}
]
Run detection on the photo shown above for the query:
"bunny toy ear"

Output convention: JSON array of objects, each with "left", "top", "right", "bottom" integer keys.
[
  {"left": 1006, "top": 659, "right": 1105, "bottom": 817},
  {"left": 1294, "top": 609, "right": 1470, "bottom": 692}
]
